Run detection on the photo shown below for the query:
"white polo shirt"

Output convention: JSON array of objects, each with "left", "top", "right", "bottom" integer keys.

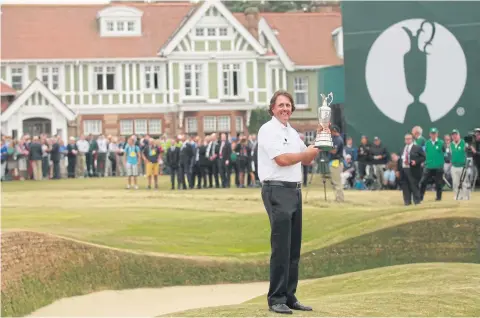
[{"left": 258, "top": 117, "right": 307, "bottom": 182}]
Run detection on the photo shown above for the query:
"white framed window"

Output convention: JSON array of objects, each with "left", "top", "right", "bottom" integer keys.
[
  {"left": 305, "top": 131, "right": 316, "bottom": 144},
  {"left": 134, "top": 119, "right": 147, "bottom": 135},
  {"left": 203, "top": 116, "right": 216, "bottom": 133},
  {"left": 144, "top": 65, "right": 161, "bottom": 90},
  {"left": 148, "top": 119, "right": 162, "bottom": 135},
  {"left": 207, "top": 28, "right": 216, "bottom": 36},
  {"left": 11, "top": 67, "right": 23, "bottom": 91},
  {"left": 186, "top": 117, "right": 198, "bottom": 133},
  {"left": 84, "top": 120, "right": 102, "bottom": 135},
  {"left": 117, "top": 21, "right": 125, "bottom": 32},
  {"left": 235, "top": 116, "right": 243, "bottom": 133},
  {"left": 120, "top": 120, "right": 134, "bottom": 135},
  {"left": 219, "top": 27, "right": 228, "bottom": 36},
  {"left": 294, "top": 77, "right": 308, "bottom": 107},
  {"left": 94, "top": 66, "right": 116, "bottom": 91},
  {"left": 217, "top": 116, "right": 230, "bottom": 132},
  {"left": 40, "top": 66, "right": 60, "bottom": 91},
  {"left": 106, "top": 21, "right": 114, "bottom": 31},
  {"left": 127, "top": 21, "right": 135, "bottom": 32},
  {"left": 183, "top": 64, "right": 203, "bottom": 97},
  {"left": 195, "top": 28, "right": 204, "bottom": 36},
  {"left": 222, "top": 64, "right": 241, "bottom": 97}
]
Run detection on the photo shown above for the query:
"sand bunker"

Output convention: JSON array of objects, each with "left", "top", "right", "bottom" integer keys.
[{"left": 27, "top": 282, "right": 269, "bottom": 317}]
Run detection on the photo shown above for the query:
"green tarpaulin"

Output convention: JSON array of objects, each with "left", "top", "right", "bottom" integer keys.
[{"left": 342, "top": 1, "right": 480, "bottom": 151}]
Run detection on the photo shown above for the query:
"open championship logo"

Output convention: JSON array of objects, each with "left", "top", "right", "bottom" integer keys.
[{"left": 365, "top": 19, "right": 467, "bottom": 124}]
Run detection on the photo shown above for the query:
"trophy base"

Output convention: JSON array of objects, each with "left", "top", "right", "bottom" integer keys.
[{"left": 314, "top": 134, "right": 334, "bottom": 151}]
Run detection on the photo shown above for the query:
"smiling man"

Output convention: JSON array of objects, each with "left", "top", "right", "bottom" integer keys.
[{"left": 257, "top": 90, "right": 321, "bottom": 314}]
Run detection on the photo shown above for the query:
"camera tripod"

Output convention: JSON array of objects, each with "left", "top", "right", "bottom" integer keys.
[
  {"left": 304, "top": 153, "right": 330, "bottom": 202},
  {"left": 456, "top": 157, "right": 476, "bottom": 200}
]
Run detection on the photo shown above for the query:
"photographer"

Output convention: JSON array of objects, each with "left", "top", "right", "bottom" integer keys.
[
  {"left": 466, "top": 128, "right": 480, "bottom": 186},
  {"left": 450, "top": 129, "right": 468, "bottom": 200}
]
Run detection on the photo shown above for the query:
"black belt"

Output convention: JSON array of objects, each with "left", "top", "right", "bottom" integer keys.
[{"left": 262, "top": 180, "right": 301, "bottom": 189}]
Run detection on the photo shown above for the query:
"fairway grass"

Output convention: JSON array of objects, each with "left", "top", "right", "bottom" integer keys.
[
  {"left": 167, "top": 263, "right": 480, "bottom": 317},
  {"left": 1, "top": 177, "right": 480, "bottom": 316}
]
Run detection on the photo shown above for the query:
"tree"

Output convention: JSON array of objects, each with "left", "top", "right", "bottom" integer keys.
[{"left": 248, "top": 107, "right": 271, "bottom": 134}]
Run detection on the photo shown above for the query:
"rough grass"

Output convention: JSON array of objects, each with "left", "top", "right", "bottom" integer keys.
[
  {"left": 167, "top": 263, "right": 480, "bottom": 317},
  {"left": 1, "top": 177, "right": 479, "bottom": 316}
]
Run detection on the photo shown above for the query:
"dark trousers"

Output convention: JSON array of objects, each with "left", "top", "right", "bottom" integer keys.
[
  {"left": 178, "top": 162, "right": 190, "bottom": 189},
  {"left": 97, "top": 153, "right": 107, "bottom": 177},
  {"left": 192, "top": 163, "right": 206, "bottom": 188},
  {"left": 261, "top": 184, "right": 302, "bottom": 307},
  {"left": 86, "top": 153, "right": 96, "bottom": 177},
  {"left": 219, "top": 160, "right": 229, "bottom": 188},
  {"left": 53, "top": 161, "right": 61, "bottom": 179},
  {"left": 67, "top": 158, "right": 76, "bottom": 178},
  {"left": 229, "top": 161, "right": 239, "bottom": 187},
  {"left": 207, "top": 160, "right": 220, "bottom": 188},
  {"left": 42, "top": 157, "right": 49, "bottom": 178},
  {"left": 109, "top": 157, "right": 117, "bottom": 176},
  {"left": 169, "top": 167, "right": 178, "bottom": 189},
  {"left": 420, "top": 168, "right": 443, "bottom": 200},
  {"left": 302, "top": 165, "right": 309, "bottom": 187},
  {"left": 401, "top": 168, "right": 421, "bottom": 205}
]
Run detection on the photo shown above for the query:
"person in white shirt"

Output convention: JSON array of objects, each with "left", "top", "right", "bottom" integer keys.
[
  {"left": 258, "top": 90, "right": 320, "bottom": 314},
  {"left": 76, "top": 135, "right": 89, "bottom": 178},
  {"left": 96, "top": 135, "right": 108, "bottom": 177}
]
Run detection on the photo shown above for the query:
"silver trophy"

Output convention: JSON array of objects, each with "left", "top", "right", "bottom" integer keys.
[{"left": 314, "top": 92, "right": 334, "bottom": 150}]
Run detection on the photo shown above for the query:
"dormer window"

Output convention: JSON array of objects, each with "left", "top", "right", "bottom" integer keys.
[
  {"left": 97, "top": 6, "right": 143, "bottom": 37},
  {"left": 193, "top": 27, "right": 230, "bottom": 38}
]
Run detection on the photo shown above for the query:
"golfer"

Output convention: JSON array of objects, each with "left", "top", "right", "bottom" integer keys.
[{"left": 257, "top": 90, "right": 321, "bottom": 314}]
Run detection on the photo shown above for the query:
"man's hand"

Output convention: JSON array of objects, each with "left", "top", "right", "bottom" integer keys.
[
  {"left": 395, "top": 171, "right": 400, "bottom": 179},
  {"left": 226, "top": 160, "right": 229, "bottom": 166},
  {"left": 471, "top": 147, "right": 477, "bottom": 154},
  {"left": 303, "top": 145, "right": 320, "bottom": 164},
  {"left": 411, "top": 160, "right": 416, "bottom": 166}
]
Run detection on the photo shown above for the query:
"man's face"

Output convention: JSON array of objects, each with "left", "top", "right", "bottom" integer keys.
[
  {"left": 374, "top": 139, "right": 380, "bottom": 146},
  {"left": 391, "top": 153, "right": 399, "bottom": 162},
  {"left": 476, "top": 132, "right": 480, "bottom": 141},
  {"left": 361, "top": 137, "right": 367, "bottom": 144},
  {"left": 221, "top": 133, "right": 227, "bottom": 141},
  {"left": 272, "top": 95, "right": 292, "bottom": 124},
  {"left": 430, "top": 132, "right": 438, "bottom": 140},
  {"left": 346, "top": 138, "right": 352, "bottom": 146},
  {"left": 251, "top": 134, "right": 256, "bottom": 141},
  {"left": 451, "top": 133, "right": 459, "bottom": 143},
  {"left": 405, "top": 135, "right": 413, "bottom": 145}
]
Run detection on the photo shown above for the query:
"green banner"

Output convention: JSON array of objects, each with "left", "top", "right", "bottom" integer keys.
[{"left": 342, "top": 1, "right": 480, "bottom": 151}]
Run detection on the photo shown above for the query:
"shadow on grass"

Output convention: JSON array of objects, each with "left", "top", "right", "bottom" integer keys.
[{"left": 2, "top": 217, "right": 479, "bottom": 317}]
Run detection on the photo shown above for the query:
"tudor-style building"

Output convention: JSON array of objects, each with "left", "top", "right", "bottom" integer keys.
[{"left": 0, "top": 0, "right": 342, "bottom": 141}]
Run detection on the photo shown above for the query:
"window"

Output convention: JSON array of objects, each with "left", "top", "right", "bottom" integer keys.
[
  {"left": 203, "top": 116, "right": 216, "bottom": 133},
  {"left": 195, "top": 28, "right": 204, "bottom": 36},
  {"left": 207, "top": 28, "right": 216, "bottom": 36},
  {"left": 305, "top": 131, "right": 316, "bottom": 144},
  {"left": 222, "top": 64, "right": 241, "bottom": 97},
  {"left": 41, "top": 67, "right": 60, "bottom": 90},
  {"left": 219, "top": 27, "right": 228, "bottom": 36},
  {"left": 120, "top": 120, "right": 134, "bottom": 135},
  {"left": 127, "top": 21, "right": 135, "bottom": 32},
  {"left": 134, "top": 119, "right": 147, "bottom": 134},
  {"left": 11, "top": 67, "right": 23, "bottom": 91},
  {"left": 217, "top": 116, "right": 230, "bottom": 132},
  {"left": 148, "top": 119, "right": 162, "bottom": 135},
  {"left": 84, "top": 120, "right": 102, "bottom": 135},
  {"left": 144, "top": 65, "right": 160, "bottom": 90},
  {"left": 294, "top": 77, "right": 308, "bottom": 107},
  {"left": 186, "top": 117, "right": 198, "bottom": 133},
  {"left": 106, "top": 21, "right": 114, "bottom": 31},
  {"left": 235, "top": 116, "right": 243, "bottom": 133},
  {"left": 117, "top": 21, "right": 125, "bottom": 31},
  {"left": 94, "top": 66, "right": 116, "bottom": 91},
  {"left": 184, "top": 64, "right": 202, "bottom": 97}
]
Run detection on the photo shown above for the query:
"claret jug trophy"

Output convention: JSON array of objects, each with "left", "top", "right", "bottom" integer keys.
[{"left": 314, "top": 92, "right": 334, "bottom": 150}]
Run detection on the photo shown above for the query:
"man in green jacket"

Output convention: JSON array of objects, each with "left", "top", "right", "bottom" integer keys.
[
  {"left": 420, "top": 127, "right": 445, "bottom": 201},
  {"left": 450, "top": 129, "right": 469, "bottom": 200}
]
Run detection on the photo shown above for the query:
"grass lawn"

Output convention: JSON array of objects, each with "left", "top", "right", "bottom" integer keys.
[
  {"left": 168, "top": 263, "right": 480, "bottom": 317},
  {"left": 1, "top": 177, "right": 479, "bottom": 316},
  {"left": 2, "top": 176, "right": 479, "bottom": 259}
]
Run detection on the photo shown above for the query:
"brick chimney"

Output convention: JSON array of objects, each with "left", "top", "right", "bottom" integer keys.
[{"left": 244, "top": 7, "right": 259, "bottom": 39}]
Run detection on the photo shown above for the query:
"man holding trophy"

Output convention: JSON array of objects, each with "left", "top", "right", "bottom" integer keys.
[
  {"left": 314, "top": 93, "right": 345, "bottom": 202},
  {"left": 258, "top": 90, "right": 323, "bottom": 314}
]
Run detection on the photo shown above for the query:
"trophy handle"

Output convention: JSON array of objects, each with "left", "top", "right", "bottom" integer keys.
[{"left": 327, "top": 92, "right": 334, "bottom": 106}]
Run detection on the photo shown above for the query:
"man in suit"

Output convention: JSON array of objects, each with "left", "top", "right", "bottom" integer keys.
[
  {"left": 191, "top": 136, "right": 206, "bottom": 189},
  {"left": 217, "top": 133, "right": 232, "bottom": 188},
  {"left": 50, "top": 135, "right": 61, "bottom": 179},
  {"left": 178, "top": 134, "right": 194, "bottom": 190},
  {"left": 166, "top": 139, "right": 180, "bottom": 190},
  {"left": 396, "top": 133, "right": 425, "bottom": 205},
  {"left": 206, "top": 133, "right": 220, "bottom": 188}
]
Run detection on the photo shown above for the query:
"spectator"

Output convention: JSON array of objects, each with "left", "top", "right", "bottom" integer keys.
[
  {"left": 443, "top": 134, "right": 452, "bottom": 187},
  {"left": 1, "top": 138, "right": 8, "bottom": 180},
  {"left": 29, "top": 136, "right": 43, "bottom": 181},
  {"left": 66, "top": 137, "right": 78, "bottom": 178},
  {"left": 412, "top": 126, "right": 426, "bottom": 149},
  {"left": 16, "top": 140, "right": 29, "bottom": 180},
  {"left": 370, "top": 136, "right": 388, "bottom": 189},
  {"left": 108, "top": 137, "right": 119, "bottom": 177},
  {"left": 383, "top": 153, "right": 399, "bottom": 189},
  {"left": 344, "top": 136, "right": 358, "bottom": 162},
  {"left": 357, "top": 135, "right": 372, "bottom": 180},
  {"left": 97, "top": 134, "right": 108, "bottom": 177},
  {"left": 124, "top": 136, "right": 140, "bottom": 190},
  {"left": 341, "top": 154, "right": 356, "bottom": 189},
  {"left": 76, "top": 135, "right": 89, "bottom": 178},
  {"left": 143, "top": 138, "right": 161, "bottom": 190}
]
